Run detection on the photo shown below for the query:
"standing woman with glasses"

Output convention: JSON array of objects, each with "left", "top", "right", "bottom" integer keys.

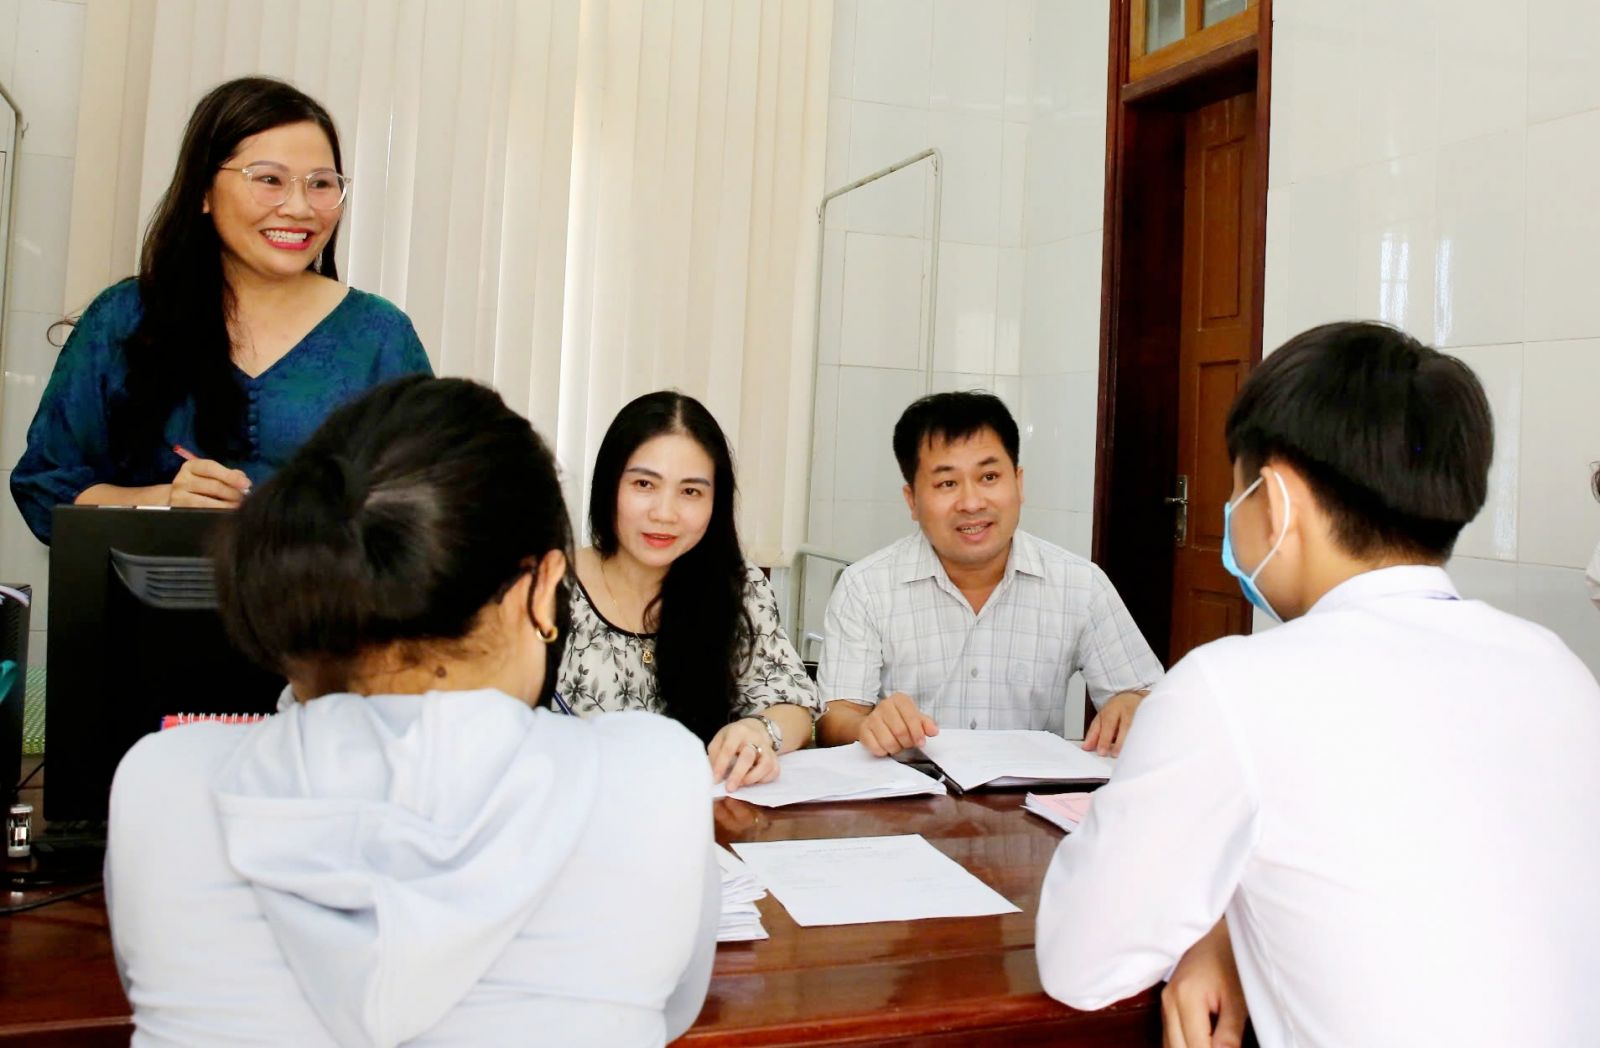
[{"left": 10, "top": 76, "right": 430, "bottom": 544}]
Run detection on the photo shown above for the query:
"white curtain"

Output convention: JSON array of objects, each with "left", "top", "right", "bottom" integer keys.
[{"left": 63, "top": 0, "right": 830, "bottom": 562}]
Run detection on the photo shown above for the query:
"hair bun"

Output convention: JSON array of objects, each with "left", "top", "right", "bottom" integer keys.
[
  {"left": 216, "top": 376, "right": 573, "bottom": 678},
  {"left": 333, "top": 454, "right": 369, "bottom": 515}
]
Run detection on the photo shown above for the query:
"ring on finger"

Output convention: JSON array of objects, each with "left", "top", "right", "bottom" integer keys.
[{"left": 746, "top": 741, "right": 764, "bottom": 759}]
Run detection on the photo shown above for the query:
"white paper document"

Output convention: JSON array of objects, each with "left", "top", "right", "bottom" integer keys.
[
  {"left": 730, "top": 834, "right": 1021, "bottom": 926},
  {"left": 710, "top": 743, "right": 946, "bottom": 807},
  {"left": 716, "top": 846, "right": 769, "bottom": 942},
  {"left": 920, "top": 729, "right": 1115, "bottom": 792}
]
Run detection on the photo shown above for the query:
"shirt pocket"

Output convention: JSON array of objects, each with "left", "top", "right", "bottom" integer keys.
[{"left": 994, "top": 604, "right": 1071, "bottom": 695}]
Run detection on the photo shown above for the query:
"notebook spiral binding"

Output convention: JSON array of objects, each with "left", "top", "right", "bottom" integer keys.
[{"left": 159, "top": 712, "right": 274, "bottom": 730}]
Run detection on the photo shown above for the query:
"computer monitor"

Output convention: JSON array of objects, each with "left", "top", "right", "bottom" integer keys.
[{"left": 46, "top": 506, "right": 284, "bottom": 822}]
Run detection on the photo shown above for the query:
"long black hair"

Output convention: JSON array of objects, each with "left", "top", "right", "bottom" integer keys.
[
  {"left": 217, "top": 376, "right": 572, "bottom": 701},
  {"left": 113, "top": 77, "right": 345, "bottom": 469},
  {"left": 588, "top": 391, "right": 752, "bottom": 743}
]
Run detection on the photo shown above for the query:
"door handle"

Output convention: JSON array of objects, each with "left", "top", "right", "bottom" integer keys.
[{"left": 1165, "top": 475, "right": 1189, "bottom": 547}]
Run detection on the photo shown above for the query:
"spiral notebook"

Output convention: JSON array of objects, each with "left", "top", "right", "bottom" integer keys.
[{"left": 159, "top": 712, "right": 274, "bottom": 730}]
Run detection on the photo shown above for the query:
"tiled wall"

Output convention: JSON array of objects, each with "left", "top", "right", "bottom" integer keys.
[
  {"left": 1264, "top": 0, "right": 1600, "bottom": 676},
  {"left": 812, "top": 0, "right": 1031, "bottom": 567},
  {"left": 0, "top": 0, "right": 86, "bottom": 664},
  {"left": 810, "top": 0, "right": 1108, "bottom": 569},
  {"left": 803, "top": 1, "right": 1106, "bottom": 728},
  {"left": 1017, "top": 0, "right": 1108, "bottom": 560}
]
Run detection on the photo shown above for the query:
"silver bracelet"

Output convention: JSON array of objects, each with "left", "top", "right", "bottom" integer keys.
[{"left": 751, "top": 714, "right": 783, "bottom": 753}]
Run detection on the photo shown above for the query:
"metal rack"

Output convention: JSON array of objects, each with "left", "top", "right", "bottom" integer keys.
[{"left": 791, "top": 149, "right": 944, "bottom": 645}]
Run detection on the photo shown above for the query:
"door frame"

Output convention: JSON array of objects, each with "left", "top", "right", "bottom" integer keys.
[{"left": 1089, "top": 0, "right": 1274, "bottom": 665}]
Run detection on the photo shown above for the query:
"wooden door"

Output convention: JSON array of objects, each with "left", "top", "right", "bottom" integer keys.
[{"left": 1167, "top": 91, "right": 1257, "bottom": 663}]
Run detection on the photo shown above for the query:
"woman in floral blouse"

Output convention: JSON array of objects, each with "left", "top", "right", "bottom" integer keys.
[{"left": 557, "top": 391, "right": 822, "bottom": 791}]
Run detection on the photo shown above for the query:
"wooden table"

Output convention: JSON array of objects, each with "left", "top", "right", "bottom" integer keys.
[
  {"left": 0, "top": 884, "right": 127, "bottom": 1046},
  {"left": 0, "top": 792, "right": 1159, "bottom": 1047},
  {"left": 686, "top": 791, "right": 1160, "bottom": 1046}
]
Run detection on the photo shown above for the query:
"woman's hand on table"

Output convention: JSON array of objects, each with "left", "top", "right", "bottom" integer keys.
[{"left": 709, "top": 718, "right": 779, "bottom": 792}]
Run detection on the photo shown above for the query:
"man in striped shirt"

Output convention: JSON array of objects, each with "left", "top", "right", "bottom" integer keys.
[{"left": 816, "top": 392, "right": 1162, "bottom": 757}]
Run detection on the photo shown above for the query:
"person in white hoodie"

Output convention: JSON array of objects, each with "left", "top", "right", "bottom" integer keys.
[{"left": 105, "top": 375, "right": 718, "bottom": 1048}]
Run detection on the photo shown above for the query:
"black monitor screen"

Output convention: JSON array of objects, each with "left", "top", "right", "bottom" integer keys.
[{"left": 46, "top": 506, "right": 284, "bottom": 822}]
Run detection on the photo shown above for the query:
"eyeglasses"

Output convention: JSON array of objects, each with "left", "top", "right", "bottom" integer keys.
[{"left": 218, "top": 163, "right": 351, "bottom": 211}]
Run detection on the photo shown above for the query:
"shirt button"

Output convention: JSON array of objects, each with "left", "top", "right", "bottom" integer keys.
[
  {"left": 970, "top": 668, "right": 978, "bottom": 678},
  {"left": 248, "top": 424, "right": 259, "bottom": 436},
  {"left": 970, "top": 718, "right": 977, "bottom": 730}
]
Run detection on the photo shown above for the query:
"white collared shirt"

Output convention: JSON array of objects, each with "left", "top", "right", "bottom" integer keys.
[
  {"left": 819, "top": 530, "right": 1162, "bottom": 733},
  {"left": 1036, "top": 565, "right": 1600, "bottom": 1048}
]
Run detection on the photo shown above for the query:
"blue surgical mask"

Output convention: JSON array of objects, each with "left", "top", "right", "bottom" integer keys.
[{"left": 1221, "top": 471, "right": 1291, "bottom": 624}]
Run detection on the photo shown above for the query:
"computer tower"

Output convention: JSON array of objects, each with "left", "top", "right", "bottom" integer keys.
[{"left": 0, "top": 583, "right": 29, "bottom": 806}]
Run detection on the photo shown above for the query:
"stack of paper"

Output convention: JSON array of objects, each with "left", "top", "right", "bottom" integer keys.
[
  {"left": 1023, "top": 791, "right": 1093, "bottom": 833},
  {"left": 730, "top": 834, "right": 1021, "bottom": 926},
  {"left": 919, "top": 729, "right": 1116, "bottom": 792},
  {"left": 716, "top": 846, "right": 769, "bottom": 942},
  {"left": 710, "top": 743, "right": 946, "bottom": 807}
]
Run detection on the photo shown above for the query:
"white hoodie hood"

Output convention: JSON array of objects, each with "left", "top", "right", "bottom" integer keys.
[{"left": 212, "top": 690, "right": 597, "bottom": 1048}]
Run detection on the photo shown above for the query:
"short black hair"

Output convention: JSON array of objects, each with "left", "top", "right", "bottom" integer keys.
[
  {"left": 216, "top": 375, "right": 572, "bottom": 697},
  {"left": 1225, "top": 321, "right": 1492, "bottom": 561},
  {"left": 892, "top": 391, "right": 1020, "bottom": 485}
]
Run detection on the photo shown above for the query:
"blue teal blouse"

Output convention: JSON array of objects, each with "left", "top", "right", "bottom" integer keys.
[{"left": 10, "top": 279, "right": 433, "bottom": 543}]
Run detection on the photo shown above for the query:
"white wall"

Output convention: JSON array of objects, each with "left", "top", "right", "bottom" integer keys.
[
  {"left": 0, "top": 0, "right": 86, "bottom": 664},
  {"left": 811, "top": 0, "right": 1030, "bottom": 566},
  {"left": 810, "top": 0, "right": 1108, "bottom": 568},
  {"left": 1018, "top": 0, "right": 1108, "bottom": 560},
  {"left": 802, "top": 1, "right": 1106, "bottom": 729},
  {"left": 1265, "top": 0, "right": 1600, "bottom": 676}
]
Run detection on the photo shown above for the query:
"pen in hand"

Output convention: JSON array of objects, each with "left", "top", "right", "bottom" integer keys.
[{"left": 171, "top": 444, "right": 251, "bottom": 499}]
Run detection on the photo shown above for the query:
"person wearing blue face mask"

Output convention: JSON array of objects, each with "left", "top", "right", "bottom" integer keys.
[
  {"left": 1034, "top": 321, "right": 1600, "bottom": 1048},
  {"left": 1221, "top": 469, "right": 1291, "bottom": 622}
]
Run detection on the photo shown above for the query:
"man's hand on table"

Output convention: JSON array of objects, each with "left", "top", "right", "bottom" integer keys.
[
  {"left": 858, "top": 692, "right": 940, "bottom": 757},
  {"left": 1082, "top": 690, "right": 1148, "bottom": 757}
]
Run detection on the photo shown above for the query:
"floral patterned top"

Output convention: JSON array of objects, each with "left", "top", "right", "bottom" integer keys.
[{"left": 556, "top": 562, "right": 823, "bottom": 722}]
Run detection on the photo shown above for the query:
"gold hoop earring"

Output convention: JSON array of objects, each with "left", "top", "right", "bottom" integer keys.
[{"left": 537, "top": 623, "right": 560, "bottom": 644}]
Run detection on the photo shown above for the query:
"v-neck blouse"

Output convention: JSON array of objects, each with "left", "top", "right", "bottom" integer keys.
[{"left": 10, "top": 278, "right": 432, "bottom": 543}]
